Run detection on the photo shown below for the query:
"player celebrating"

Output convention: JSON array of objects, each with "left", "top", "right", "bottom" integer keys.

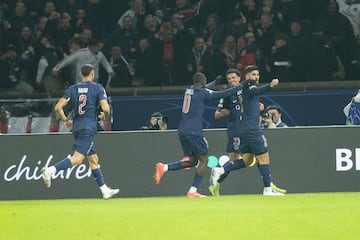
[
  {"left": 210, "top": 65, "right": 286, "bottom": 196},
  {"left": 154, "top": 72, "right": 242, "bottom": 198},
  {"left": 208, "top": 68, "right": 252, "bottom": 196},
  {"left": 41, "top": 64, "right": 119, "bottom": 199}
]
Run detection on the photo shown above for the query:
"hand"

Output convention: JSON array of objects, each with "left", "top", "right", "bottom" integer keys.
[
  {"left": 64, "top": 120, "right": 72, "bottom": 130},
  {"left": 98, "top": 112, "right": 106, "bottom": 121},
  {"left": 270, "top": 78, "right": 279, "bottom": 88}
]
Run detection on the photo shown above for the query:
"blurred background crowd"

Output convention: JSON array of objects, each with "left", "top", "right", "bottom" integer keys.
[{"left": 0, "top": 0, "right": 359, "bottom": 96}]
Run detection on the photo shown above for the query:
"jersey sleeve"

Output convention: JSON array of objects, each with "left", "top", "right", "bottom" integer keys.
[
  {"left": 63, "top": 86, "right": 73, "bottom": 101},
  {"left": 209, "top": 85, "right": 242, "bottom": 100},
  {"left": 97, "top": 84, "right": 108, "bottom": 101},
  {"left": 247, "top": 83, "right": 271, "bottom": 96}
]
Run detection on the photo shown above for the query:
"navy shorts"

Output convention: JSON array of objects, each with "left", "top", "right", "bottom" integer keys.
[
  {"left": 226, "top": 124, "right": 241, "bottom": 153},
  {"left": 179, "top": 134, "right": 209, "bottom": 156},
  {"left": 72, "top": 129, "right": 97, "bottom": 156},
  {"left": 239, "top": 131, "right": 268, "bottom": 155}
]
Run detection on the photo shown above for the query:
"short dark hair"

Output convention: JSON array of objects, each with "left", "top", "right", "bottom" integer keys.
[
  {"left": 244, "top": 65, "right": 259, "bottom": 74},
  {"left": 88, "top": 38, "right": 100, "bottom": 47},
  {"left": 266, "top": 105, "right": 281, "bottom": 113},
  {"left": 81, "top": 64, "right": 94, "bottom": 77},
  {"left": 151, "top": 112, "right": 163, "bottom": 118},
  {"left": 193, "top": 72, "right": 207, "bottom": 85},
  {"left": 225, "top": 68, "right": 241, "bottom": 78}
]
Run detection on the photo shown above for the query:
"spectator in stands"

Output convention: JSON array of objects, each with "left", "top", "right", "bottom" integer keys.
[
  {"left": 185, "top": 36, "right": 216, "bottom": 81},
  {"left": 254, "top": 12, "right": 280, "bottom": 58},
  {"left": 269, "top": 33, "right": 304, "bottom": 82},
  {"left": 261, "top": 104, "right": 288, "bottom": 128},
  {"left": 277, "top": 0, "right": 301, "bottom": 32},
  {"left": 199, "top": 13, "right": 223, "bottom": 54},
  {"left": 235, "top": 35, "right": 256, "bottom": 78},
  {"left": 134, "top": 38, "right": 162, "bottom": 86},
  {"left": 35, "top": 35, "right": 63, "bottom": 96},
  {"left": 49, "top": 16, "right": 74, "bottom": 54},
  {"left": 304, "top": 29, "right": 339, "bottom": 82},
  {"left": 83, "top": 0, "right": 107, "bottom": 40},
  {"left": 103, "top": 45, "right": 134, "bottom": 88},
  {"left": 6, "top": 1, "right": 34, "bottom": 42},
  {"left": 78, "top": 25, "right": 93, "bottom": 46},
  {"left": 244, "top": 31, "right": 269, "bottom": 82},
  {"left": 52, "top": 38, "right": 114, "bottom": 83},
  {"left": 240, "top": 0, "right": 258, "bottom": 24},
  {"left": 288, "top": 20, "right": 308, "bottom": 51},
  {"left": 72, "top": 6, "right": 89, "bottom": 34},
  {"left": 104, "top": 15, "right": 138, "bottom": 59},
  {"left": 34, "top": 15, "right": 48, "bottom": 39},
  {"left": 171, "top": 0, "right": 202, "bottom": 30},
  {"left": 140, "top": 14, "right": 161, "bottom": 48},
  {"left": 140, "top": 111, "right": 168, "bottom": 130},
  {"left": 220, "top": 34, "right": 237, "bottom": 70},
  {"left": 62, "top": 0, "right": 83, "bottom": 19},
  {"left": 155, "top": 20, "right": 179, "bottom": 85},
  {"left": 0, "top": 44, "right": 34, "bottom": 94},
  {"left": 223, "top": 11, "right": 248, "bottom": 41},
  {"left": 117, "top": 0, "right": 146, "bottom": 33},
  {"left": 313, "top": 0, "right": 357, "bottom": 80},
  {"left": 336, "top": 0, "right": 360, "bottom": 40},
  {"left": 147, "top": 0, "right": 172, "bottom": 24}
]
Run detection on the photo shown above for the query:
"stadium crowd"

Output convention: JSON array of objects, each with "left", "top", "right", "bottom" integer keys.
[{"left": 0, "top": 0, "right": 359, "bottom": 96}]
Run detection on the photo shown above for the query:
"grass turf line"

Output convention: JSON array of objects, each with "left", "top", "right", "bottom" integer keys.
[{"left": 1, "top": 192, "right": 359, "bottom": 240}]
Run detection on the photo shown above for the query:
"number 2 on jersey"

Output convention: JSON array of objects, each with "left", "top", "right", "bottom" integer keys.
[{"left": 78, "top": 94, "right": 87, "bottom": 115}]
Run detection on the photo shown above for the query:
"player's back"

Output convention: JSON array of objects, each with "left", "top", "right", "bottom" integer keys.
[
  {"left": 178, "top": 86, "right": 211, "bottom": 136},
  {"left": 65, "top": 81, "right": 106, "bottom": 132}
]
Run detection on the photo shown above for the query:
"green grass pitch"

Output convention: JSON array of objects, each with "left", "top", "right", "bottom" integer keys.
[{"left": 1, "top": 192, "right": 360, "bottom": 240}]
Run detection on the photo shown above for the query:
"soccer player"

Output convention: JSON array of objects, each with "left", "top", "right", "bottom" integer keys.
[
  {"left": 210, "top": 65, "right": 286, "bottom": 196},
  {"left": 154, "top": 72, "right": 242, "bottom": 198},
  {"left": 208, "top": 68, "right": 253, "bottom": 196},
  {"left": 41, "top": 64, "right": 119, "bottom": 199}
]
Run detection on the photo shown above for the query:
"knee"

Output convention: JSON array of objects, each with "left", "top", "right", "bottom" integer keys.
[{"left": 70, "top": 157, "right": 83, "bottom": 166}]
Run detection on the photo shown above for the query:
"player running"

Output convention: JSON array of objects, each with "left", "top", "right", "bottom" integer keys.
[
  {"left": 41, "top": 64, "right": 119, "bottom": 199},
  {"left": 154, "top": 72, "right": 242, "bottom": 198},
  {"left": 210, "top": 65, "right": 286, "bottom": 196}
]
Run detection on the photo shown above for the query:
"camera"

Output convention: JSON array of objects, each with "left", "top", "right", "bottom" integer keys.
[
  {"left": 157, "top": 116, "right": 168, "bottom": 126},
  {"left": 261, "top": 111, "right": 270, "bottom": 119}
]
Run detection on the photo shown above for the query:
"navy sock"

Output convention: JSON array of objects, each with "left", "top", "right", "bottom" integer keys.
[
  {"left": 258, "top": 164, "right": 271, "bottom": 187},
  {"left": 218, "top": 172, "right": 229, "bottom": 183},
  {"left": 54, "top": 158, "right": 72, "bottom": 171},
  {"left": 168, "top": 161, "right": 183, "bottom": 171},
  {"left": 191, "top": 174, "right": 203, "bottom": 188},
  {"left": 223, "top": 159, "right": 246, "bottom": 172},
  {"left": 92, "top": 168, "right": 105, "bottom": 187}
]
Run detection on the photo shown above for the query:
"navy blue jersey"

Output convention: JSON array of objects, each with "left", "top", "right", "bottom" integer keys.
[
  {"left": 217, "top": 89, "right": 243, "bottom": 153},
  {"left": 64, "top": 81, "right": 107, "bottom": 132},
  {"left": 178, "top": 85, "right": 242, "bottom": 136},
  {"left": 240, "top": 83, "right": 271, "bottom": 131},
  {"left": 219, "top": 89, "right": 243, "bottom": 127}
]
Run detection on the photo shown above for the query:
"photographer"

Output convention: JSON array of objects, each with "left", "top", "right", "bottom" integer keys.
[
  {"left": 140, "top": 112, "right": 168, "bottom": 130},
  {"left": 261, "top": 105, "right": 288, "bottom": 129}
]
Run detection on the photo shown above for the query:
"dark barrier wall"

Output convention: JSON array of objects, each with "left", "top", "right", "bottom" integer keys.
[
  {"left": 111, "top": 89, "right": 357, "bottom": 131},
  {"left": 1, "top": 126, "right": 359, "bottom": 200}
]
